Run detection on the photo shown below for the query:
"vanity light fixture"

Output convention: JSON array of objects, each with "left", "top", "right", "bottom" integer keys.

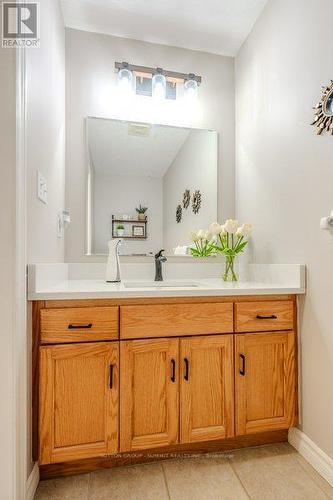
[
  {"left": 117, "top": 62, "right": 134, "bottom": 94},
  {"left": 152, "top": 68, "right": 167, "bottom": 100},
  {"left": 115, "top": 61, "right": 201, "bottom": 100},
  {"left": 184, "top": 74, "right": 199, "bottom": 99}
]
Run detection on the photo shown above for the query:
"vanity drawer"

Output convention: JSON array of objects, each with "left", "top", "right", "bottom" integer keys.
[
  {"left": 120, "top": 303, "right": 233, "bottom": 339},
  {"left": 40, "top": 307, "right": 119, "bottom": 343},
  {"left": 235, "top": 301, "right": 294, "bottom": 333}
]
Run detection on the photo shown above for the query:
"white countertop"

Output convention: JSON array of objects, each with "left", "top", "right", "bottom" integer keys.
[{"left": 28, "top": 263, "right": 306, "bottom": 300}]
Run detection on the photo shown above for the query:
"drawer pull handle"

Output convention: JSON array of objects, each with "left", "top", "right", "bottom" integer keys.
[
  {"left": 256, "top": 314, "right": 277, "bottom": 320},
  {"left": 184, "top": 358, "right": 189, "bottom": 381},
  {"left": 240, "top": 354, "right": 246, "bottom": 376},
  {"left": 171, "top": 359, "right": 176, "bottom": 383},
  {"left": 68, "top": 323, "right": 93, "bottom": 330},
  {"left": 109, "top": 364, "right": 114, "bottom": 389}
]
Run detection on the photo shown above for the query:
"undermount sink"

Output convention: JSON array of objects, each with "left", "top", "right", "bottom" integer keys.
[{"left": 123, "top": 281, "right": 199, "bottom": 288}]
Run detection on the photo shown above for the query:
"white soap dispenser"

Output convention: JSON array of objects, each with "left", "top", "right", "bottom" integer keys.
[{"left": 106, "top": 239, "right": 122, "bottom": 283}]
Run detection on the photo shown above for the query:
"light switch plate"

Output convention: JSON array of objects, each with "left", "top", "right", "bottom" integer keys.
[{"left": 37, "top": 170, "right": 47, "bottom": 204}]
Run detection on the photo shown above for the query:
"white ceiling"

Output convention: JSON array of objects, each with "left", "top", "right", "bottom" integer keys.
[
  {"left": 88, "top": 118, "right": 192, "bottom": 178},
  {"left": 61, "top": 0, "right": 268, "bottom": 56}
]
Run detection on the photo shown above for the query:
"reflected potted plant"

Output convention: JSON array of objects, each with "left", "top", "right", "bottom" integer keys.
[
  {"left": 136, "top": 205, "right": 148, "bottom": 221},
  {"left": 116, "top": 224, "right": 125, "bottom": 237},
  {"left": 189, "top": 230, "right": 216, "bottom": 257},
  {"left": 190, "top": 220, "right": 253, "bottom": 281}
]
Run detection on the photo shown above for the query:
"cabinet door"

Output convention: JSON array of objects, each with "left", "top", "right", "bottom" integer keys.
[
  {"left": 180, "top": 335, "right": 234, "bottom": 444},
  {"left": 39, "top": 342, "right": 118, "bottom": 464},
  {"left": 235, "top": 331, "right": 296, "bottom": 435},
  {"left": 120, "top": 338, "right": 179, "bottom": 451}
]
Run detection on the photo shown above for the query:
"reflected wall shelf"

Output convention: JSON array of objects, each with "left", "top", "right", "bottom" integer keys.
[{"left": 112, "top": 215, "right": 148, "bottom": 240}]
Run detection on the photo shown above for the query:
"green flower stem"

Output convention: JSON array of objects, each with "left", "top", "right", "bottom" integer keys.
[
  {"left": 223, "top": 259, "right": 231, "bottom": 281},
  {"left": 190, "top": 230, "right": 248, "bottom": 268},
  {"left": 234, "top": 235, "right": 244, "bottom": 252},
  {"left": 218, "top": 234, "right": 224, "bottom": 250},
  {"left": 223, "top": 255, "right": 238, "bottom": 282}
]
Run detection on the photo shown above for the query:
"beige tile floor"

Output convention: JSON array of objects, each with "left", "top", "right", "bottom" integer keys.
[{"left": 34, "top": 443, "right": 333, "bottom": 500}]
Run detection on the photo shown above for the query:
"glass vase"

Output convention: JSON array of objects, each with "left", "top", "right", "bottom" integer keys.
[{"left": 223, "top": 255, "right": 238, "bottom": 282}]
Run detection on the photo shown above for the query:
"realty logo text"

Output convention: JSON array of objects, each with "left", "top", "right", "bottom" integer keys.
[{"left": 2, "top": 2, "right": 39, "bottom": 47}]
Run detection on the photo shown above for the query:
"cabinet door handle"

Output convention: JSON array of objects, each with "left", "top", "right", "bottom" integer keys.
[
  {"left": 109, "top": 364, "right": 114, "bottom": 389},
  {"left": 256, "top": 314, "right": 277, "bottom": 320},
  {"left": 171, "top": 359, "right": 176, "bottom": 383},
  {"left": 68, "top": 323, "right": 93, "bottom": 329},
  {"left": 184, "top": 358, "right": 189, "bottom": 381},
  {"left": 239, "top": 354, "right": 246, "bottom": 376}
]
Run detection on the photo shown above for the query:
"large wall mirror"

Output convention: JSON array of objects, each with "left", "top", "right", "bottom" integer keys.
[{"left": 86, "top": 117, "right": 218, "bottom": 256}]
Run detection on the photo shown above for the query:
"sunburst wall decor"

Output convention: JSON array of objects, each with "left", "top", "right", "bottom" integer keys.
[
  {"left": 182, "top": 189, "right": 190, "bottom": 209},
  {"left": 176, "top": 204, "right": 182, "bottom": 223},
  {"left": 312, "top": 80, "right": 333, "bottom": 135},
  {"left": 192, "top": 190, "right": 202, "bottom": 214}
]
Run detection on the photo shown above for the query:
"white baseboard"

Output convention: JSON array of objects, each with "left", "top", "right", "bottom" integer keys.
[
  {"left": 288, "top": 427, "right": 333, "bottom": 487},
  {"left": 26, "top": 462, "right": 39, "bottom": 500}
]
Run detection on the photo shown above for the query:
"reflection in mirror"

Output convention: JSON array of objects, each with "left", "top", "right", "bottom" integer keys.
[
  {"left": 324, "top": 91, "right": 333, "bottom": 116},
  {"left": 86, "top": 117, "right": 217, "bottom": 256}
]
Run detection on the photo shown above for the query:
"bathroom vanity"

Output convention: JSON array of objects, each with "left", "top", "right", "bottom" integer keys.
[{"left": 29, "top": 264, "right": 304, "bottom": 479}]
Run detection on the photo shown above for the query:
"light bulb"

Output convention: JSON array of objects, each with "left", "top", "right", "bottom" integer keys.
[
  {"left": 117, "top": 67, "right": 133, "bottom": 95},
  {"left": 184, "top": 78, "right": 198, "bottom": 99},
  {"left": 152, "top": 73, "right": 166, "bottom": 100}
]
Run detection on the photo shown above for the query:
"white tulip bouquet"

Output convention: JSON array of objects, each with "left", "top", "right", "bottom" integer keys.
[{"left": 190, "top": 219, "right": 253, "bottom": 281}]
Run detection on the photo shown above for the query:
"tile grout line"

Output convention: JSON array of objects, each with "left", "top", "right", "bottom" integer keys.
[
  {"left": 86, "top": 472, "right": 92, "bottom": 500},
  {"left": 161, "top": 462, "right": 172, "bottom": 500},
  {"left": 295, "top": 456, "right": 332, "bottom": 499},
  {"left": 227, "top": 457, "right": 252, "bottom": 500}
]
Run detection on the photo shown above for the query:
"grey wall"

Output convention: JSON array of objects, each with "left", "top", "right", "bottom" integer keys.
[
  {"left": 163, "top": 130, "right": 217, "bottom": 251},
  {"left": 92, "top": 173, "right": 163, "bottom": 255},
  {"left": 25, "top": 0, "right": 66, "bottom": 478},
  {"left": 0, "top": 9, "right": 17, "bottom": 495},
  {"left": 236, "top": 0, "right": 333, "bottom": 458},
  {"left": 65, "top": 28, "right": 235, "bottom": 261},
  {"left": 26, "top": 0, "right": 65, "bottom": 263}
]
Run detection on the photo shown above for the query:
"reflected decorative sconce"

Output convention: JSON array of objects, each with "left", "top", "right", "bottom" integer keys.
[{"left": 115, "top": 61, "right": 201, "bottom": 100}]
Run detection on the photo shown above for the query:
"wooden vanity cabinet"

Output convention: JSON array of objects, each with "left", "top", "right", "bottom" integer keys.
[
  {"left": 180, "top": 335, "right": 234, "bottom": 444},
  {"left": 120, "top": 334, "right": 235, "bottom": 452},
  {"left": 35, "top": 296, "right": 298, "bottom": 474},
  {"left": 235, "top": 301, "right": 294, "bottom": 333},
  {"left": 40, "top": 306, "right": 119, "bottom": 344},
  {"left": 120, "top": 338, "right": 179, "bottom": 451},
  {"left": 39, "top": 342, "right": 119, "bottom": 464},
  {"left": 235, "top": 331, "right": 296, "bottom": 435},
  {"left": 120, "top": 302, "right": 233, "bottom": 339}
]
